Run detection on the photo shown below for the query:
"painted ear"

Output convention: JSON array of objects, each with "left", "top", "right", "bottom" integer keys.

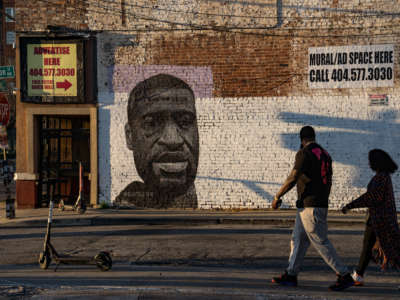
[{"left": 125, "top": 123, "right": 135, "bottom": 150}]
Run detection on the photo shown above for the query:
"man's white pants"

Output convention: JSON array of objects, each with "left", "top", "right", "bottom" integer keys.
[{"left": 287, "top": 207, "right": 349, "bottom": 276}]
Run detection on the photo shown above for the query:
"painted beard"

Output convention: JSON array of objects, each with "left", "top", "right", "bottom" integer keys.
[
  {"left": 140, "top": 153, "right": 197, "bottom": 196},
  {"left": 152, "top": 161, "right": 188, "bottom": 188}
]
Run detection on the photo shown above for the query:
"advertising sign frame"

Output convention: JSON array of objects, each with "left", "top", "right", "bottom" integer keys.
[{"left": 19, "top": 37, "right": 86, "bottom": 104}]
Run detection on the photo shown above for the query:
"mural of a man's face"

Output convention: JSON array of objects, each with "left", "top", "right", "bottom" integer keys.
[{"left": 125, "top": 76, "right": 199, "bottom": 196}]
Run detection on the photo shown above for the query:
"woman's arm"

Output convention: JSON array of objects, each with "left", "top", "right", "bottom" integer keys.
[{"left": 345, "top": 174, "right": 388, "bottom": 209}]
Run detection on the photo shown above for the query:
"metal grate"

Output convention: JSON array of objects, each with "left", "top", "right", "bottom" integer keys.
[{"left": 38, "top": 115, "right": 90, "bottom": 207}]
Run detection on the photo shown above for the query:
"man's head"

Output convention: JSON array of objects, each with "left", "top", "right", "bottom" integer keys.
[
  {"left": 299, "top": 126, "right": 316, "bottom": 147},
  {"left": 125, "top": 74, "right": 199, "bottom": 196}
]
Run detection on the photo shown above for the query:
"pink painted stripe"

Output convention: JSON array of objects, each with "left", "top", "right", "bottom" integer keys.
[{"left": 109, "top": 65, "right": 213, "bottom": 99}]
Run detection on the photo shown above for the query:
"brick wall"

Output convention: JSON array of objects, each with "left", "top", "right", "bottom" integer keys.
[
  {"left": 16, "top": 0, "right": 88, "bottom": 31},
  {"left": 99, "top": 92, "right": 400, "bottom": 209},
  {"left": 16, "top": 0, "right": 400, "bottom": 209}
]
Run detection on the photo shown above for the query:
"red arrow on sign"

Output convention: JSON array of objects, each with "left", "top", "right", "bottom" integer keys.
[{"left": 56, "top": 79, "right": 72, "bottom": 91}]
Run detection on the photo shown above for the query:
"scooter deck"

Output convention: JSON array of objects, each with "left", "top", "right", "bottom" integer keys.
[{"left": 54, "top": 255, "right": 95, "bottom": 265}]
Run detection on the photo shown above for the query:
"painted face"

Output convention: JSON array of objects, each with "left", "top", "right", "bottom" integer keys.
[{"left": 126, "top": 88, "right": 199, "bottom": 195}]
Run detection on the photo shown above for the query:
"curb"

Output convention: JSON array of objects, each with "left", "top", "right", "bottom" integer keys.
[
  {"left": 30, "top": 289, "right": 353, "bottom": 300},
  {"left": 28, "top": 285, "right": 400, "bottom": 300},
  {"left": 0, "top": 215, "right": 366, "bottom": 228}
]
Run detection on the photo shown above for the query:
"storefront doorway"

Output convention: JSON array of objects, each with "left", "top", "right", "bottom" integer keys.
[{"left": 38, "top": 115, "right": 90, "bottom": 207}]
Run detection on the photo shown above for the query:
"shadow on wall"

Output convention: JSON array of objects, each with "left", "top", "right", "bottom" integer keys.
[
  {"left": 98, "top": 32, "right": 137, "bottom": 202},
  {"left": 197, "top": 176, "right": 279, "bottom": 203},
  {"left": 278, "top": 110, "right": 400, "bottom": 189},
  {"left": 101, "top": 32, "right": 139, "bottom": 104},
  {"left": 199, "top": 109, "right": 400, "bottom": 206},
  {"left": 98, "top": 108, "right": 111, "bottom": 202}
]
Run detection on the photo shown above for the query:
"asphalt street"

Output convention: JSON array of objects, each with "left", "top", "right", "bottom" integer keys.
[{"left": 0, "top": 219, "right": 399, "bottom": 299}]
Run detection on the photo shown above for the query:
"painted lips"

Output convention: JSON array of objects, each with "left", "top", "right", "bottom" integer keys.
[{"left": 153, "top": 162, "right": 188, "bottom": 175}]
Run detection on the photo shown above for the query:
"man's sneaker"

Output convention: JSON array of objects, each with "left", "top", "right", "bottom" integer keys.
[
  {"left": 351, "top": 270, "right": 364, "bottom": 286},
  {"left": 272, "top": 271, "right": 298, "bottom": 287},
  {"left": 329, "top": 273, "right": 355, "bottom": 291}
]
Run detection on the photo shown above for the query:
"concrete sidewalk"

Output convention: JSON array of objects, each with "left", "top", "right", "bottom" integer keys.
[
  {"left": 1, "top": 203, "right": 400, "bottom": 299},
  {"left": 0, "top": 201, "right": 372, "bottom": 227}
]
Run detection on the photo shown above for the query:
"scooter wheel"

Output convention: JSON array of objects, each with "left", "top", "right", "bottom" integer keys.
[
  {"left": 94, "top": 251, "right": 112, "bottom": 271},
  {"left": 38, "top": 251, "right": 51, "bottom": 269}
]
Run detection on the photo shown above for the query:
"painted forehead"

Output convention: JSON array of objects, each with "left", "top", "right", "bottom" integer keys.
[
  {"left": 130, "top": 88, "right": 195, "bottom": 115},
  {"left": 135, "top": 87, "right": 193, "bottom": 101}
]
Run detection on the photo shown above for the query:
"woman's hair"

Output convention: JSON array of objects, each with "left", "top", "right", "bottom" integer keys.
[{"left": 368, "top": 149, "right": 398, "bottom": 173}]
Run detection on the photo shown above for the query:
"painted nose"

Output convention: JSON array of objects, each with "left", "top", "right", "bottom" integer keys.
[{"left": 158, "top": 121, "right": 184, "bottom": 150}]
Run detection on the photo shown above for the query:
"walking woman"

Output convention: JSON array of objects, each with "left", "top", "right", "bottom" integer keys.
[{"left": 342, "top": 149, "right": 400, "bottom": 286}]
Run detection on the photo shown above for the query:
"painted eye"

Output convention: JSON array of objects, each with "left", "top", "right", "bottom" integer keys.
[
  {"left": 143, "top": 116, "right": 155, "bottom": 126},
  {"left": 142, "top": 115, "right": 163, "bottom": 134},
  {"left": 176, "top": 113, "right": 195, "bottom": 129}
]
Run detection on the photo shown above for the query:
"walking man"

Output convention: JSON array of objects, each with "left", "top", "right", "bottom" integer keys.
[{"left": 271, "top": 126, "right": 354, "bottom": 291}]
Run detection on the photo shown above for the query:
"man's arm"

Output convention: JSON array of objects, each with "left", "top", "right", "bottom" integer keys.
[{"left": 272, "top": 168, "right": 300, "bottom": 209}]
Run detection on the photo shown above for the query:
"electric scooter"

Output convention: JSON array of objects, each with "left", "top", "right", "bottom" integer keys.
[
  {"left": 38, "top": 181, "right": 112, "bottom": 271},
  {"left": 58, "top": 161, "right": 86, "bottom": 214}
]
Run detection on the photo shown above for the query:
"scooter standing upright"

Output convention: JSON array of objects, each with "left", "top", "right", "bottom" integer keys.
[
  {"left": 38, "top": 181, "right": 112, "bottom": 271},
  {"left": 58, "top": 161, "right": 86, "bottom": 214}
]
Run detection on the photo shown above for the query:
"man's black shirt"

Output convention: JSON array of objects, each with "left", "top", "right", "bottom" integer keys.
[{"left": 294, "top": 142, "right": 332, "bottom": 208}]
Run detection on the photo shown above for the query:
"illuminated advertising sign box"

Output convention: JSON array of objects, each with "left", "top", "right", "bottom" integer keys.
[{"left": 19, "top": 37, "right": 93, "bottom": 104}]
